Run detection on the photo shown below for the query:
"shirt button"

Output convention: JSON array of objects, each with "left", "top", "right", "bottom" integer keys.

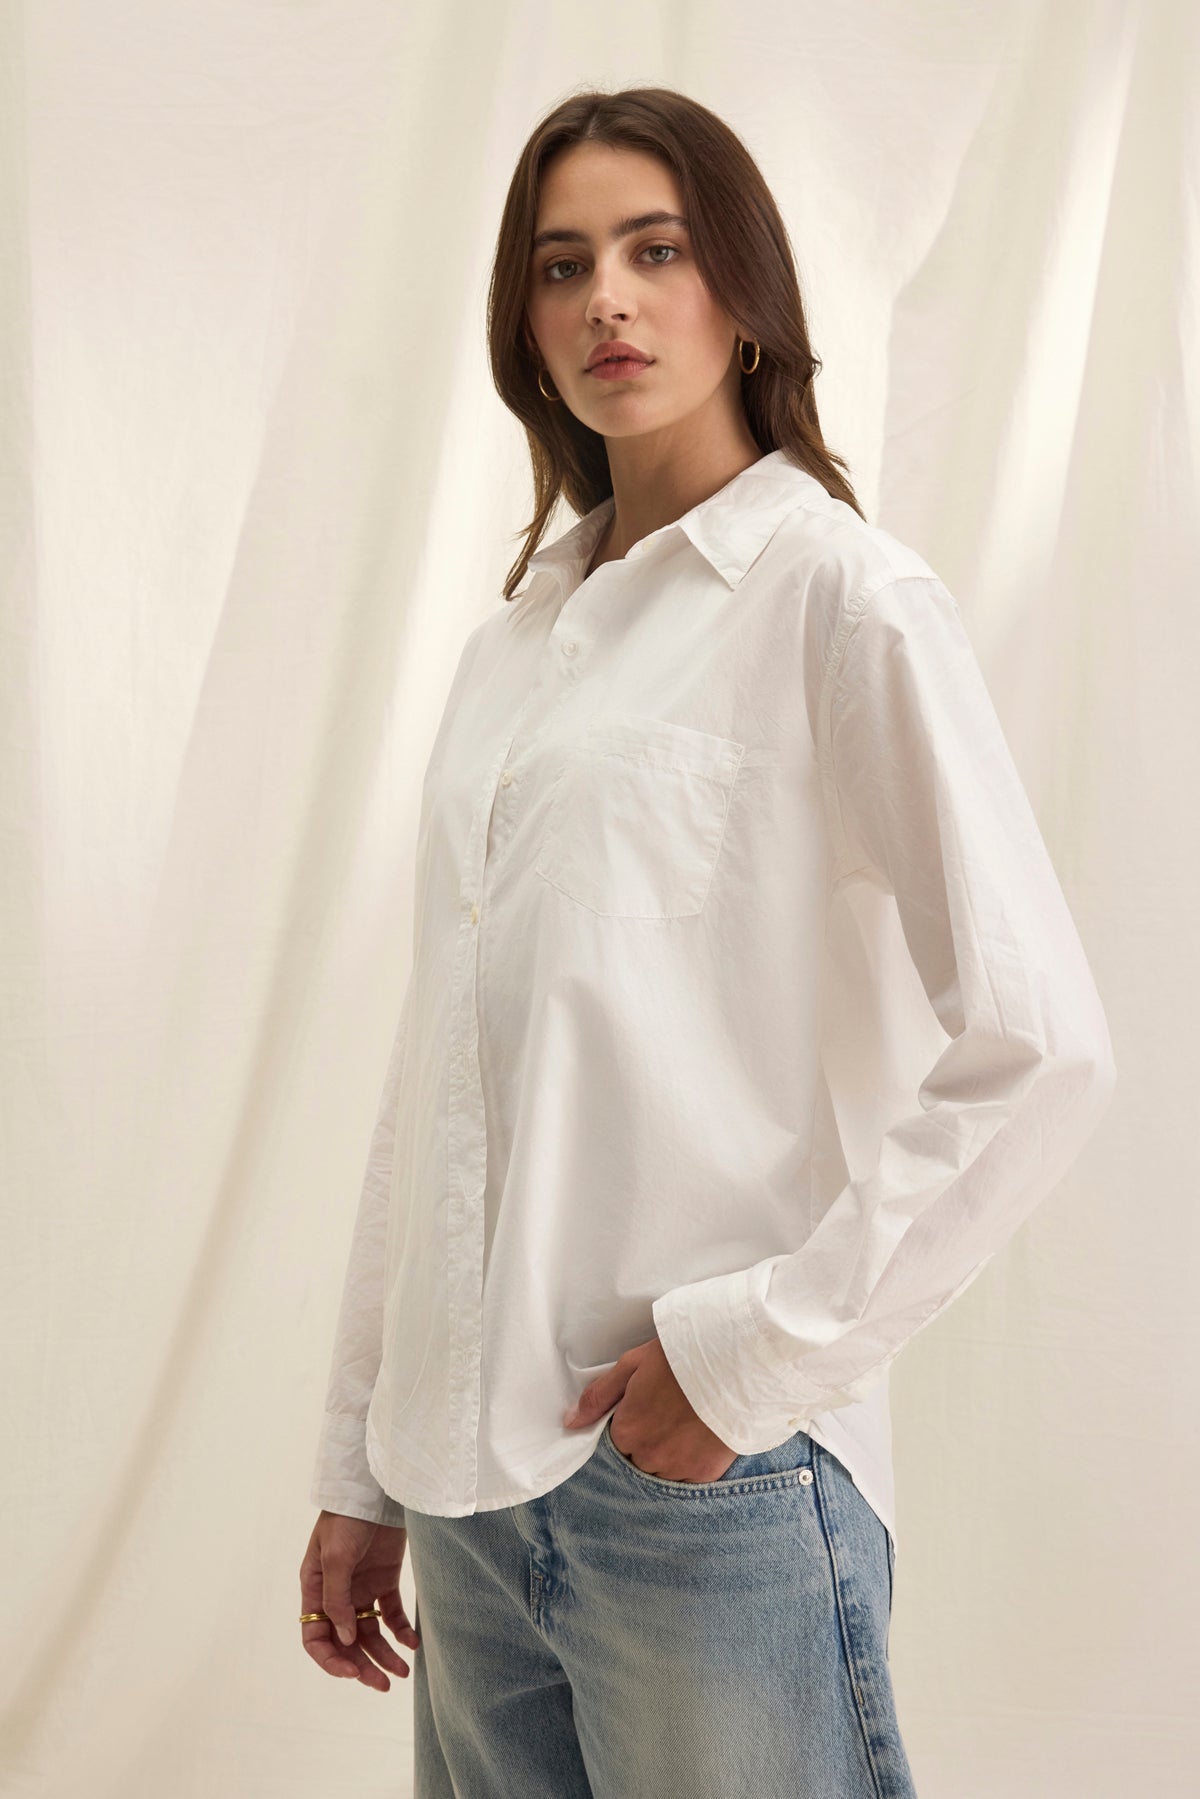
[
  {"left": 561, "top": 638, "right": 578, "bottom": 657},
  {"left": 499, "top": 767, "right": 513, "bottom": 786},
  {"left": 470, "top": 903, "right": 479, "bottom": 924}
]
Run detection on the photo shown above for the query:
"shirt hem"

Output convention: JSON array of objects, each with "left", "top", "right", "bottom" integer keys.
[{"left": 366, "top": 1414, "right": 896, "bottom": 1562}]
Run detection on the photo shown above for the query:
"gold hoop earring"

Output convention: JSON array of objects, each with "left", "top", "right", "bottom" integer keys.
[
  {"left": 737, "top": 338, "right": 761, "bottom": 374},
  {"left": 537, "top": 367, "right": 561, "bottom": 403}
]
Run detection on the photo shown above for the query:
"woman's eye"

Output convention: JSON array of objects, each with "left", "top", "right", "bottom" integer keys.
[{"left": 544, "top": 243, "right": 680, "bottom": 282}]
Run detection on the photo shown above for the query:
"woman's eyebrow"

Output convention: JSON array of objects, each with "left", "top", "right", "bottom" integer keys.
[{"left": 531, "top": 211, "right": 690, "bottom": 252}]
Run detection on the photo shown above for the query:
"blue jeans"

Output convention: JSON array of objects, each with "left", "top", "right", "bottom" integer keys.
[{"left": 403, "top": 1417, "right": 918, "bottom": 1796}]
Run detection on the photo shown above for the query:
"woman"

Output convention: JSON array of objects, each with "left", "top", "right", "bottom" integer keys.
[{"left": 299, "top": 87, "right": 1116, "bottom": 1796}]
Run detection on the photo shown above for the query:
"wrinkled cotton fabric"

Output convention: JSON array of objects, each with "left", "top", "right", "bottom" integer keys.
[{"left": 310, "top": 449, "right": 1116, "bottom": 1562}]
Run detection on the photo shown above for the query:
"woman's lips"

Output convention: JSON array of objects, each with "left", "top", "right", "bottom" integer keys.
[{"left": 587, "top": 358, "right": 653, "bottom": 381}]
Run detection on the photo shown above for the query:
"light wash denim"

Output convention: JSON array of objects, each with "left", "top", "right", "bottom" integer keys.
[{"left": 403, "top": 1417, "right": 918, "bottom": 1796}]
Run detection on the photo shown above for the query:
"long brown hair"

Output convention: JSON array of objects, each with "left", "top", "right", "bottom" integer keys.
[{"left": 487, "top": 84, "right": 867, "bottom": 602}]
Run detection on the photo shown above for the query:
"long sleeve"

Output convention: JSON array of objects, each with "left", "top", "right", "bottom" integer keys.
[
  {"left": 309, "top": 990, "right": 411, "bottom": 1527},
  {"left": 653, "top": 574, "right": 1118, "bottom": 1454}
]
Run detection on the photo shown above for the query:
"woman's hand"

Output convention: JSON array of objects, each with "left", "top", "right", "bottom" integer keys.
[
  {"left": 299, "top": 1511, "right": 420, "bottom": 1693},
  {"left": 563, "top": 1334, "right": 739, "bottom": 1483}
]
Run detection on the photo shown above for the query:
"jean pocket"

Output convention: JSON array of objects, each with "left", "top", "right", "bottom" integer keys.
[
  {"left": 715, "top": 1429, "right": 816, "bottom": 1486},
  {"left": 603, "top": 1415, "right": 814, "bottom": 1494},
  {"left": 533, "top": 712, "right": 744, "bottom": 919}
]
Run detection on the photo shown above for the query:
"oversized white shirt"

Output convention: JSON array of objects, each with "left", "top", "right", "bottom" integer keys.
[{"left": 309, "top": 449, "right": 1117, "bottom": 1564}]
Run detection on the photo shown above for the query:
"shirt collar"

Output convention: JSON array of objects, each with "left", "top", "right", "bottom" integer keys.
[{"left": 511, "top": 449, "right": 831, "bottom": 601}]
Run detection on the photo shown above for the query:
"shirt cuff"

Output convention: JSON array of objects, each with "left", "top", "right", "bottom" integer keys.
[
  {"left": 652, "top": 1265, "right": 837, "bottom": 1455},
  {"left": 309, "top": 1409, "right": 406, "bottom": 1528}
]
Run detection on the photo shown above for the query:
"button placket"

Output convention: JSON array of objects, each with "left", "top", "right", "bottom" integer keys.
[{"left": 446, "top": 739, "right": 518, "bottom": 1498}]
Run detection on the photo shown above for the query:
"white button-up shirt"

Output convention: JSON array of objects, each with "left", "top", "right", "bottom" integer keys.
[{"left": 310, "top": 449, "right": 1117, "bottom": 1562}]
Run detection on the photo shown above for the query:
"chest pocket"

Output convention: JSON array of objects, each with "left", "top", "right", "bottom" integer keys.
[{"left": 533, "top": 712, "right": 745, "bottom": 919}]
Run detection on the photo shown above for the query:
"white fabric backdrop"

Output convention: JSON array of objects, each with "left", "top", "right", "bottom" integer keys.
[{"left": 2, "top": 1, "right": 1196, "bottom": 1793}]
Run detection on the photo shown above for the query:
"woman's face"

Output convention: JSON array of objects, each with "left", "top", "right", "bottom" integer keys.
[{"left": 524, "top": 143, "right": 746, "bottom": 443}]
